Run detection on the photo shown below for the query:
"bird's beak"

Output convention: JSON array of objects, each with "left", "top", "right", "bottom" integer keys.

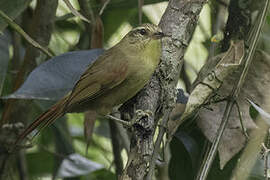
[{"left": 153, "top": 32, "right": 165, "bottom": 39}]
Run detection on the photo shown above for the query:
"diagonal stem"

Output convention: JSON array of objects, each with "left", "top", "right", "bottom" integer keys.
[
  {"left": 196, "top": 0, "right": 270, "bottom": 179},
  {"left": 196, "top": 99, "right": 234, "bottom": 180},
  {"left": 0, "top": 10, "right": 53, "bottom": 57}
]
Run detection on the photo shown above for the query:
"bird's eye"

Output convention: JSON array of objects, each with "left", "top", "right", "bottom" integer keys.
[{"left": 138, "top": 29, "right": 147, "bottom": 35}]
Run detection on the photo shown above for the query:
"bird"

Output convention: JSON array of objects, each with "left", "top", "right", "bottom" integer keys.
[{"left": 15, "top": 23, "right": 164, "bottom": 145}]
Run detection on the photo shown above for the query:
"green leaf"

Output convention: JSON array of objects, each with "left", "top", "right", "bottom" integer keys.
[
  {"left": 86, "top": 169, "right": 116, "bottom": 180},
  {"left": 169, "top": 131, "right": 199, "bottom": 180},
  {"left": 26, "top": 151, "right": 54, "bottom": 177},
  {"left": 247, "top": 99, "right": 270, "bottom": 124}
]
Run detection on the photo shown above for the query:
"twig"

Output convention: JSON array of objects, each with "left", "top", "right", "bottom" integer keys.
[
  {"left": 208, "top": 0, "right": 231, "bottom": 58},
  {"left": 109, "top": 120, "right": 123, "bottom": 176},
  {"left": 78, "top": 0, "right": 95, "bottom": 25},
  {"left": 62, "top": 0, "right": 90, "bottom": 23},
  {"left": 115, "top": 122, "right": 130, "bottom": 151},
  {"left": 55, "top": 13, "right": 74, "bottom": 22},
  {"left": 196, "top": 0, "right": 270, "bottom": 179},
  {"left": 78, "top": 0, "right": 96, "bottom": 48},
  {"left": 0, "top": 10, "right": 53, "bottom": 57},
  {"left": 262, "top": 143, "right": 270, "bottom": 180},
  {"left": 196, "top": 99, "right": 234, "bottom": 180},
  {"left": 138, "top": 0, "right": 144, "bottom": 25},
  {"left": 99, "top": 0, "right": 111, "bottom": 16},
  {"left": 17, "top": 150, "right": 28, "bottom": 180},
  {"left": 235, "top": 101, "right": 249, "bottom": 139},
  {"left": 146, "top": 110, "right": 171, "bottom": 180}
]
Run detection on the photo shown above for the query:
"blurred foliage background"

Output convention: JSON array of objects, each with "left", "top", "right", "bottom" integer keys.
[{"left": 0, "top": 0, "right": 270, "bottom": 179}]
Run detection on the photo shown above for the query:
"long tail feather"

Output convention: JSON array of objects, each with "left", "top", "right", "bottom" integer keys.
[{"left": 15, "top": 97, "right": 68, "bottom": 145}]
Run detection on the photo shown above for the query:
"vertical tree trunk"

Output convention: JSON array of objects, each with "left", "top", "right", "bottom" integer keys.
[{"left": 119, "top": 0, "right": 207, "bottom": 179}]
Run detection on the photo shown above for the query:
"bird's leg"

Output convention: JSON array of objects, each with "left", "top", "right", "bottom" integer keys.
[
  {"left": 106, "top": 110, "right": 153, "bottom": 127},
  {"left": 106, "top": 115, "right": 131, "bottom": 127}
]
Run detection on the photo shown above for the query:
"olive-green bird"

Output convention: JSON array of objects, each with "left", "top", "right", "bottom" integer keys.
[{"left": 16, "top": 23, "right": 164, "bottom": 144}]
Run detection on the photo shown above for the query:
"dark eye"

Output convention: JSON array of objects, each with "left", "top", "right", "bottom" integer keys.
[{"left": 138, "top": 29, "right": 147, "bottom": 35}]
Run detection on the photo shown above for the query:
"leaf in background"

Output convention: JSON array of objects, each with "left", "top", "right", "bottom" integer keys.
[
  {"left": 56, "top": 153, "right": 103, "bottom": 178},
  {"left": 0, "top": 0, "right": 31, "bottom": 31},
  {"left": 197, "top": 50, "right": 270, "bottom": 168},
  {"left": 174, "top": 132, "right": 200, "bottom": 170},
  {"left": 169, "top": 131, "right": 200, "bottom": 180},
  {"left": 3, "top": 49, "right": 104, "bottom": 100},
  {"left": 248, "top": 157, "right": 270, "bottom": 180},
  {"left": 26, "top": 151, "right": 54, "bottom": 177},
  {"left": 198, "top": 101, "right": 252, "bottom": 169},
  {"left": 247, "top": 99, "right": 270, "bottom": 124},
  {"left": 0, "top": 30, "right": 10, "bottom": 95},
  {"left": 87, "top": 169, "right": 117, "bottom": 180},
  {"left": 181, "top": 41, "right": 244, "bottom": 121}
]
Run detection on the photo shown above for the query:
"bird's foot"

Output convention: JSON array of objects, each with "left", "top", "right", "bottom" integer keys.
[
  {"left": 106, "top": 109, "right": 153, "bottom": 127},
  {"left": 130, "top": 109, "right": 153, "bottom": 125},
  {"left": 106, "top": 115, "right": 131, "bottom": 127}
]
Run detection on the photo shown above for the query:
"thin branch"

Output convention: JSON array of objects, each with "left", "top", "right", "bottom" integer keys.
[
  {"left": 17, "top": 150, "right": 28, "bottom": 180},
  {"left": 146, "top": 110, "right": 171, "bottom": 180},
  {"left": 235, "top": 101, "right": 249, "bottom": 139},
  {"left": 233, "top": 3, "right": 269, "bottom": 97},
  {"left": 109, "top": 120, "right": 123, "bottom": 176},
  {"left": 62, "top": 0, "right": 90, "bottom": 23},
  {"left": 78, "top": 0, "right": 96, "bottom": 48},
  {"left": 138, "top": 0, "right": 144, "bottom": 25},
  {"left": 78, "top": 0, "right": 95, "bottom": 25},
  {"left": 208, "top": 0, "right": 231, "bottom": 58},
  {"left": 196, "top": 0, "right": 270, "bottom": 179},
  {"left": 261, "top": 143, "right": 270, "bottom": 180},
  {"left": 196, "top": 99, "right": 234, "bottom": 180},
  {"left": 99, "top": 0, "right": 111, "bottom": 16},
  {"left": 115, "top": 122, "right": 130, "bottom": 151},
  {"left": 55, "top": 12, "right": 74, "bottom": 22},
  {"left": 0, "top": 10, "right": 53, "bottom": 57}
]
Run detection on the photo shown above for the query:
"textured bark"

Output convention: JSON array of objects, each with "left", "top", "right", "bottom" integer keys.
[{"left": 119, "top": 0, "right": 207, "bottom": 179}]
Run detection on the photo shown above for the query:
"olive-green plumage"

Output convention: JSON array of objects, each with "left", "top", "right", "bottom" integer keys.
[{"left": 16, "top": 23, "right": 164, "bottom": 144}]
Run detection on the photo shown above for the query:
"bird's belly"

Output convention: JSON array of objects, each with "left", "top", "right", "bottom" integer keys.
[{"left": 94, "top": 76, "right": 148, "bottom": 114}]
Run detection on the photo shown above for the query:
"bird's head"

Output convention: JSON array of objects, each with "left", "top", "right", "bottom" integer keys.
[{"left": 122, "top": 24, "right": 165, "bottom": 49}]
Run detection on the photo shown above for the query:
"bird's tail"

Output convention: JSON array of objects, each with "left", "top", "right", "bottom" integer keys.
[{"left": 15, "top": 96, "right": 68, "bottom": 145}]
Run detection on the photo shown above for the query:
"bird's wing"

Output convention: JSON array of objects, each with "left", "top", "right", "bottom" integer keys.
[{"left": 65, "top": 50, "right": 128, "bottom": 108}]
